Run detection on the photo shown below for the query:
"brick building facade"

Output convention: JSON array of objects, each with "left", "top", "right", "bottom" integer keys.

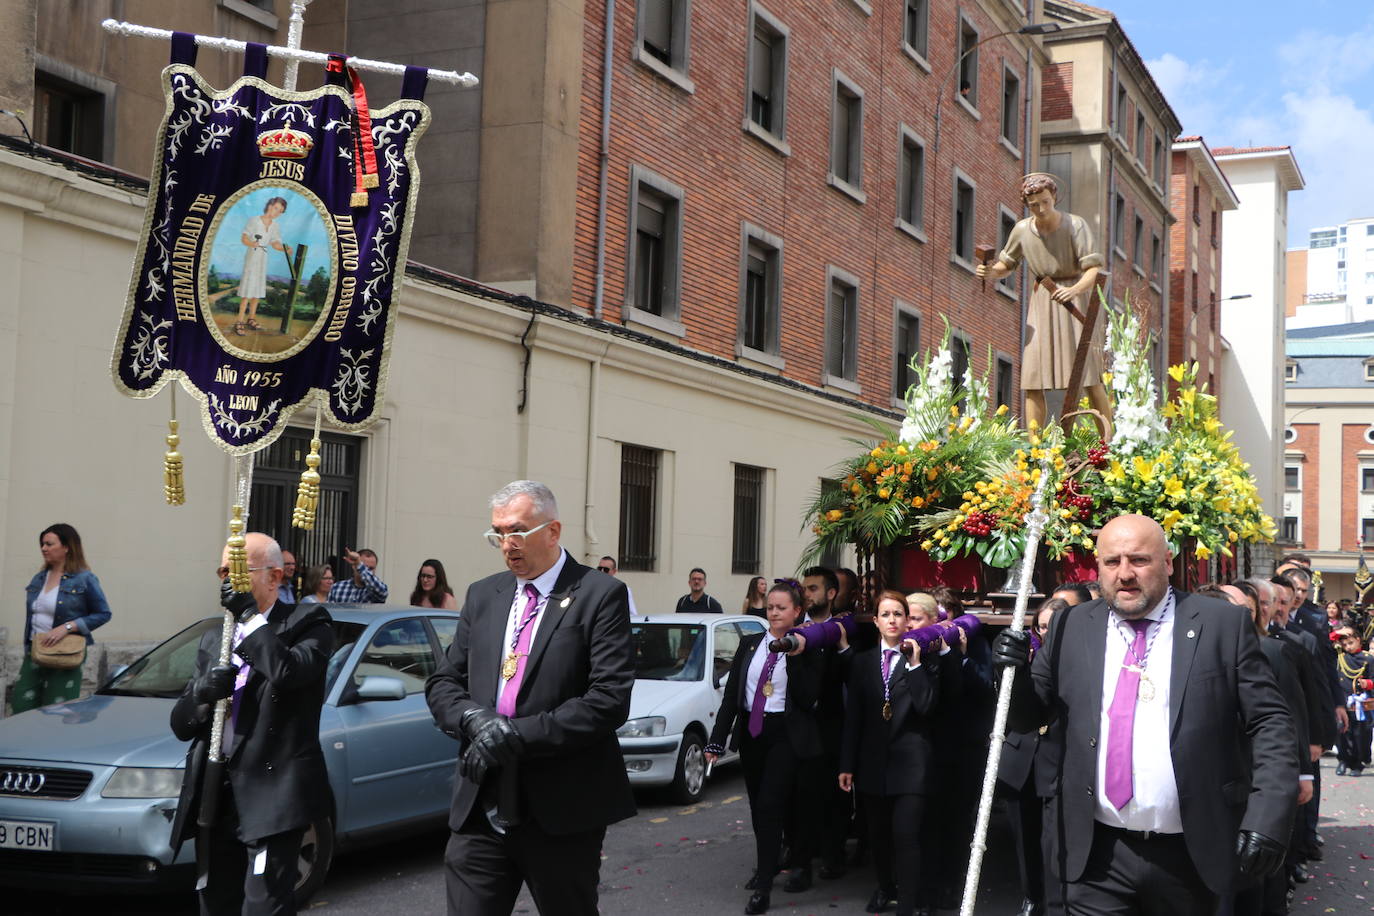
[{"left": 1167, "top": 136, "right": 1238, "bottom": 398}]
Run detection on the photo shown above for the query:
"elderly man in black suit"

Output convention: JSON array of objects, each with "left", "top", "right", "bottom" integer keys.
[
  {"left": 426, "top": 480, "right": 635, "bottom": 916},
  {"left": 994, "top": 514, "right": 1297, "bottom": 915},
  {"left": 171, "top": 532, "right": 335, "bottom": 916}
]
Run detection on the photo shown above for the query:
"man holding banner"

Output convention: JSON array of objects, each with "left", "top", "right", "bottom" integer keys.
[{"left": 993, "top": 514, "right": 1296, "bottom": 914}]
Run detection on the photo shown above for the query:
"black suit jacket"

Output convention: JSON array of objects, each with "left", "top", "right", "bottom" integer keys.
[
  {"left": 1286, "top": 615, "right": 1342, "bottom": 744},
  {"left": 708, "top": 632, "right": 824, "bottom": 758},
  {"left": 1010, "top": 591, "right": 1297, "bottom": 896},
  {"left": 425, "top": 552, "right": 636, "bottom": 836},
  {"left": 1257, "top": 636, "right": 1314, "bottom": 777},
  {"left": 1274, "top": 629, "right": 1329, "bottom": 753},
  {"left": 840, "top": 646, "right": 940, "bottom": 795},
  {"left": 170, "top": 602, "right": 335, "bottom": 848}
]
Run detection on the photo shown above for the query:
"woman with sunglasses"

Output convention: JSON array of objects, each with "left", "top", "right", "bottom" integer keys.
[{"left": 706, "top": 581, "right": 824, "bottom": 914}]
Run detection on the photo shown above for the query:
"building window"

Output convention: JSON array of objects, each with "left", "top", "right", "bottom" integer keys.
[
  {"left": 893, "top": 306, "right": 920, "bottom": 398},
  {"left": 1042, "top": 152, "right": 1072, "bottom": 213},
  {"left": 1135, "top": 112, "right": 1147, "bottom": 162},
  {"left": 825, "top": 268, "right": 860, "bottom": 384},
  {"left": 1132, "top": 215, "right": 1144, "bottom": 265},
  {"left": 1000, "top": 66, "right": 1021, "bottom": 149},
  {"left": 903, "top": 0, "right": 929, "bottom": 59},
  {"left": 739, "top": 224, "right": 782, "bottom": 357},
  {"left": 1210, "top": 208, "right": 1218, "bottom": 247},
  {"left": 1112, "top": 193, "right": 1126, "bottom": 256},
  {"left": 1191, "top": 269, "right": 1199, "bottom": 312},
  {"left": 997, "top": 208, "right": 1018, "bottom": 294},
  {"left": 618, "top": 445, "right": 660, "bottom": 572},
  {"left": 1363, "top": 519, "right": 1374, "bottom": 547},
  {"left": 1150, "top": 232, "right": 1162, "bottom": 282},
  {"left": 995, "top": 355, "right": 1014, "bottom": 409},
  {"left": 33, "top": 69, "right": 107, "bottom": 161},
  {"left": 1284, "top": 465, "right": 1301, "bottom": 490},
  {"left": 1192, "top": 185, "right": 1201, "bottom": 224},
  {"left": 951, "top": 333, "right": 972, "bottom": 401},
  {"left": 1113, "top": 79, "right": 1127, "bottom": 135},
  {"left": 1365, "top": 359, "right": 1374, "bottom": 382},
  {"left": 1284, "top": 360, "right": 1297, "bottom": 382},
  {"left": 897, "top": 126, "right": 926, "bottom": 233},
  {"left": 731, "top": 464, "right": 765, "bottom": 575},
  {"left": 249, "top": 429, "right": 361, "bottom": 574},
  {"left": 748, "top": 7, "right": 788, "bottom": 139},
  {"left": 1282, "top": 516, "right": 1299, "bottom": 541},
  {"left": 626, "top": 167, "right": 684, "bottom": 326},
  {"left": 636, "top": 0, "right": 691, "bottom": 79},
  {"left": 1153, "top": 135, "right": 1165, "bottom": 183},
  {"left": 830, "top": 72, "right": 864, "bottom": 191},
  {"left": 957, "top": 17, "right": 979, "bottom": 110},
  {"left": 1362, "top": 467, "right": 1374, "bottom": 492},
  {"left": 952, "top": 171, "right": 976, "bottom": 264},
  {"left": 1283, "top": 426, "right": 1297, "bottom": 444}
]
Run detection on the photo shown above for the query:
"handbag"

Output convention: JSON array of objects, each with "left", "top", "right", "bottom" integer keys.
[{"left": 31, "top": 631, "right": 86, "bottom": 669}]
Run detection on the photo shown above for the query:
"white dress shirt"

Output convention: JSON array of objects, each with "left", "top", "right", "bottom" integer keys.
[
  {"left": 1095, "top": 588, "right": 1183, "bottom": 833},
  {"left": 496, "top": 549, "right": 569, "bottom": 709},
  {"left": 742, "top": 636, "right": 789, "bottom": 713}
]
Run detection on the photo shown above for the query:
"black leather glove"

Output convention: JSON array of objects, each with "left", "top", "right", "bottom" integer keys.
[
  {"left": 194, "top": 664, "right": 237, "bottom": 703},
  {"left": 460, "top": 707, "right": 525, "bottom": 769},
  {"left": 459, "top": 744, "right": 490, "bottom": 784},
  {"left": 219, "top": 578, "right": 259, "bottom": 622},
  {"left": 1235, "top": 829, "right": 1286, "bottom": 878},
  {"left": 992, "top": 629, "right": 1031, "bottom": 669}
]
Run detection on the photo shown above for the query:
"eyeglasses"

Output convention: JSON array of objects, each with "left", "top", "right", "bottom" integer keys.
[
  {"left": 419, "top": 572, "right": 437, "bottom": 580},
  {"left": 597, "top": 566, "right": 614, "bottom": 573},
  {"left": 483, "top": 519, "right": 555, "bottom": 549},
  {"left": 216, "top": 566, "right": 272, "bottom": 578}
]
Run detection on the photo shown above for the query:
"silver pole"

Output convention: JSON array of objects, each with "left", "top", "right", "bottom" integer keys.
[
  {"left": 101, "top": 18, "right": 479, "bottom": 87},
  {"left": 281, "top": 0, "right": 310, "bottom": 92},
  {"left": 959, "top": 452, "right": 1054, "bottom": 916}
]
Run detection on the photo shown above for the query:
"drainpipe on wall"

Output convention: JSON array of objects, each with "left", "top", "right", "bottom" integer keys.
[
  {"left": 584, "top": 342, "right": 611, "bottom": 560},
  {"left": 591, "top": 0, "right": 617, "bottom": 320}
]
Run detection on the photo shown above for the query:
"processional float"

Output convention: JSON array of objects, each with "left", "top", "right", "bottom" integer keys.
[{"left": 105, "top": 0, "right": 474, "bottom": 886}]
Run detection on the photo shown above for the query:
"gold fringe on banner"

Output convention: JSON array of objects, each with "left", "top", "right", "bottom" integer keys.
[{"left": 226, "top": 504, "right": 251, "bottom": 592}]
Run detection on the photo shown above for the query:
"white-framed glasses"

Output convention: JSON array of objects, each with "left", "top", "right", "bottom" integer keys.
[{"left": 483, "top": 519, "right": 554, "bottom": 549}]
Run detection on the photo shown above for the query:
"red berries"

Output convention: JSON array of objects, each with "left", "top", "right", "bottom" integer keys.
[{"left": 962, "top": 511, "right": 997, "bottom": 536}]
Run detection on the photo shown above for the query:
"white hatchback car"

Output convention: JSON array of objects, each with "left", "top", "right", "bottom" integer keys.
[{"left": 617, "top": 613, "right": 767, "bottom": 802}]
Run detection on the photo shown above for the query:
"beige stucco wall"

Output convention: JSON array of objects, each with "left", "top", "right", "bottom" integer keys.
[{"left": 0, "top": 148, "right": 878, "bottom": 705}]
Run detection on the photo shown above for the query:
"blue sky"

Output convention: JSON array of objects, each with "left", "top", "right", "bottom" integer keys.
[
  {"left": 207, "top": 186, "right": 334, "bottom": 284},
  {"left": 1109, "top": 0, "right": 1374, "bottom": 248}
]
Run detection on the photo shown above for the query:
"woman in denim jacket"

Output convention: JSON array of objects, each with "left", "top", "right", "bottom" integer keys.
[{"left": 14, "top": 523, "right": 112, "bottom": 712}]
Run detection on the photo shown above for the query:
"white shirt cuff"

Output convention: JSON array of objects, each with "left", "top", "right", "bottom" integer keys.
[
  {"left": 939, "top": 644, "right": 952, "bottom": 656},
  {"left": 1299, "top": 774, "right": 1314, "bottom": 781}
]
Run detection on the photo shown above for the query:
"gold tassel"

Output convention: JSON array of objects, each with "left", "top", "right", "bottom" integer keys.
[
  {"left": 291, "top": 438, "right": 322, "bottom": 530},
  {"left": 164, "top": 419, "right": 185, "bottom": 505},
  {"left": 226, "top": 504, "right": 251, "bottom": 592},
  {"left": 350, "top": 190, "right": 369, "bottom": 207},
  {"left": 362, "top": 172, "right": 379, "bottom": 189}
]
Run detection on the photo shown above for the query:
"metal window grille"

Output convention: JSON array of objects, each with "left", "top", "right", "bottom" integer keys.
[
  {"left": 249, "top": 429, "right": 361, "bottom": 573},
  {"left": 732, "top": 465, "right": 764, "bottom": 575},
  {"left": 619, "top": 445, "right": 659, "bottom": 571}
]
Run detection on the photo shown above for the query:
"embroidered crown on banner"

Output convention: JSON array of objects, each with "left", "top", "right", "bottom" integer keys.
[{"left": 257, "top": 126, "right": 313, "bottom": 159}]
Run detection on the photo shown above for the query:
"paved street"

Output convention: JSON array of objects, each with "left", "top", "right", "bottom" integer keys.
[{"left": 11, "top": 755, "right": 1374, "bottom": 914}]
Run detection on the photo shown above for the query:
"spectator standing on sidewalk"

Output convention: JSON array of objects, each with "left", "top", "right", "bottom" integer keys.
[
  {"left": 1335, "top": 628, "right": 1372, "bottom": 776},
  {"left": 329, "top": 547, "right": 388, "bottom": 604},
  {"left": 676, "top": 568, "right": 723, "bottom": 614},
  {"left": 598, "top": 556, "right": 639, "bottom": 616}
]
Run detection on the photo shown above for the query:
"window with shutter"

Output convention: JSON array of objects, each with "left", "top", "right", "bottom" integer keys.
[
  {"left": 635, "top": 199, "right": 666, "bottom": 315},
  {"left": 641, "top": 0, "right": 673, "bottom": 64},
  {"left": 899, "top": 134, "right": 925, "bottom": 229},
  {"left": 904, "top": 0, "right": 928, "bottom": 57}
]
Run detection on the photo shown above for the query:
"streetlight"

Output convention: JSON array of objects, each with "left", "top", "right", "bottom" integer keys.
[{"left": 932, "top": 22, "right": 1061, "bottom": 156}]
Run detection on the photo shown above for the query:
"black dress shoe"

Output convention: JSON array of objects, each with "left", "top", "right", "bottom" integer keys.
[
  {"left": 819, "top": 862, "right": 847, "bottom": 880},
  {"left": 1352, "top": 768, "right": 1365, "bottom": 777},
  {"left": 783, "top": 868, "right": 812, "bottom": 893},
  {"left": 1292, "top": 863, "right": 1310, "bottom": 884},
  {"left": 1315, "top": 832, "right": 1325, "bottom": 846},
  {"left": 745, "top": 872, "right": 762, "bottom": 890},
  {"left": 1306, "top": 845, "right": 1323, "bottom": 862},
  {"left": 745, "top": 890, "right": 770, "bottom": 914},
  {"left": 1336, "top": 763, "right": 1348, "bottom": 776},
  {"left": 865, "top": 886, "right": 896, "bottom": 913},
  {"left": 1016, "top": 898, "right": 1046, "bottom": 916}
]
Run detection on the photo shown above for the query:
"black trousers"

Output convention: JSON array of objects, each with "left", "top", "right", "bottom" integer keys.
[
  {"left": 445, "top": 805, "right": 605, "bottom": 916},
  {"left": 1338, "top": 718, "right": 1372, "bottom": 769},
  {"left": 863, "top": 792, "right": 925, "bottom": 916},
  {"left": 197, "top": 785, "right": 305, "bottom": 916},
  {"left": 1005, "top": 783, "right": 1046, "bottom": 906},
  {"left": 818, "top": 740, "right": 851, "bottom": 867},
  {"left": 740, "top": 713, "right": 820, "bottom": 887},
  {"left": 1067, "top": 823, "right": 1215, "bottom": 916}
]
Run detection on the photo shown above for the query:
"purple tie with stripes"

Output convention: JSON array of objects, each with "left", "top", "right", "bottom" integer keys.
[{"left": 1104, "top": 619, "right": 1151, "bottom": 810}]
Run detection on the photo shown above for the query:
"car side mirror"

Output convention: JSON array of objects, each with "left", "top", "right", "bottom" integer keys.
[
  {"left": 355, "top": 675, "right": 407, "bottom": 701},
  {"left": 712, "top": 673, "right": 722, "bottom": 689}
]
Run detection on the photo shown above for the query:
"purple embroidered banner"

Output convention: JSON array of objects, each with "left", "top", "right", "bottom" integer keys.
[{"left": 112, "top": 55, "right": 429, "bottom": 452}]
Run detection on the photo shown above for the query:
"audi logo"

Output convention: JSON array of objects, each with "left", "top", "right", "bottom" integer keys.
[{"left": 0, "top": 770, "right": 47, "bottom": 794}]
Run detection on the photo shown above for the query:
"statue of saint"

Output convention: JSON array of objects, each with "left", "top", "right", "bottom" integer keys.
[{"left": 976, "top": 173, "right": 1112, "bottom": 428}]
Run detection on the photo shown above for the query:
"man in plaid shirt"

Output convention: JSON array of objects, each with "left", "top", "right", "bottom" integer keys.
[{"left": 329, "top": 547, "right": 389, "bottom": 603}]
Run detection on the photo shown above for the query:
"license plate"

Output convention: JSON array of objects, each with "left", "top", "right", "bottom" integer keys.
[{"left": 0, "top": 819, "right": 56, "bottom": 851}]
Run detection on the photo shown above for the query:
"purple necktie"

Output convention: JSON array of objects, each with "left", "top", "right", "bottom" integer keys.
[
  {"left": 498, "top": 584, "right": 540, "bottom": 717},
  {"left": 747, "top": 650, "right": 781, "bottom": 737},
  {"left": 1104, "top": 619, "right": 1151, "bottom": 810}
]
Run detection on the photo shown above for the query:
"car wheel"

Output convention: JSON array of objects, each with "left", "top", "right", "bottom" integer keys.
[
  {"left": 293, "top": 816, "right": 335, "bottom": 907},
  {"left": 671, "top": 730, "right": 707, "bottom": 804}
]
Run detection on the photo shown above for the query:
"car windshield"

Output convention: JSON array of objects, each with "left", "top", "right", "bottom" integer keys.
[
  {"left": 631, "top": 624, "right": 706, "bottom": 681},
  {"left": 101, "top": 617, "right": 368, "bottom": 698}
]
